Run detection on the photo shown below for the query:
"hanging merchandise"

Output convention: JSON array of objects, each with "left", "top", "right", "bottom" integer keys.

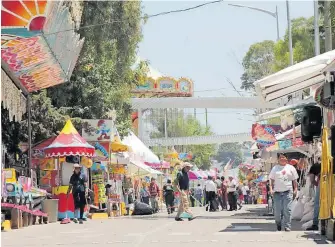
[{"left": 91, "top": 165, "right": 107, "bottom": 204}]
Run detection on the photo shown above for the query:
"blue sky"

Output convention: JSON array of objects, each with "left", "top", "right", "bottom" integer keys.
[{"left": 139, "top": 1, "right": 314, "bottom": 135}]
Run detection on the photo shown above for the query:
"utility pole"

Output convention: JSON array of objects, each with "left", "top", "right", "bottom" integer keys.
[
  {"left": 164, "top": 108, "right": 168, "bottom": 138},
  {"left": 314, "top": 0, "right": 320, "bottom": 55},
  {"left": 286, "top": 0, "right": 294, "bottom": 65},
  {"left": 205, "top": 108, "right": 208, "bottom": 128},
  {"left": 324, "top": 0, "right": 333, "bottom": 52}
]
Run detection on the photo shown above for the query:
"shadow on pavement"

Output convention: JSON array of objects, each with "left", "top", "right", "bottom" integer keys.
[
  {"left": 299, "top": 232, "right": 335, "bottom": 245},
  {"left": 220, "top": 221, "right": 304, "bottom": 232}
]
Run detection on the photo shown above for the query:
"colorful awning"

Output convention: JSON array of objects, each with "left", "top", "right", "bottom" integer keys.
[{"left": 44, "top": 120, "right": 95, "bottom": 157}]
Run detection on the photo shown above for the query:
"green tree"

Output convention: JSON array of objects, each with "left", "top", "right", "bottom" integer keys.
[
  {"left": 273, "top": 17, "right": 315, "bottom": 71},
  {"left": 215, "top": 143, "right": 244, "bottom": 168},
  {"left": 240, "top": 40, "right": 275, "bottom": 91},
  {"left": 48, "top": 1, "right": 146, "bottom": 136},
  {"left": 319, "top": 1, "right": 335, "bottom": 50},
  {"left": 240, "top": 15, "right": 333, "bottom": 91},
  {"left": 150, "top": 110, "right": 216, "bottom": 170}
]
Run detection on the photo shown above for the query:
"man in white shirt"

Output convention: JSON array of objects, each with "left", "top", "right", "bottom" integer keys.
[
  {"left": 204, "top": 176, "right": 217, "bottom": 211},
  {"left": 269, "top": 153, "right": 298, "bottom": 232},
  {"left": 227, "top": 176, "right": 238, "bottom": 211}
]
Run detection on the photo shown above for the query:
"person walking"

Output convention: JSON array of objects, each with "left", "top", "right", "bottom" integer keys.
[
  {"left": 242, "top": 183, "right": 250, "bottom": 204},
  {"left": 194, "top": 184, "right": 203, "bottom": 206},
  {"left": 204, "top": 176, "right": 217, "bottom": 212},
  {"left": 140, "top": 184, "right": 150, "bottom": 205},
  {"left": 149, "top": 177, "right": 160, "bottom": 213},
  {"left": 163, "top": 179, "right": 175, "bottom": 214},
  {"left": 306, "top": 158, "right": 321, "bottom": 231},
  {"left": 236, "top": 186, "right": 243, "bottom": 210},
  {"left": 67, "top": 164, "right": 88, "bottom": 224},
  {"left": 227, "top": 175, "right": 238, "bottom": 211},
  {"left": 269, "top": 153, "right": 298, "bottom": 232},
  {"left": 189, "top": 188, "right": 195, "bottom": 207},
  {"left": 220, "top": 176, "right": 227, "bottom": 210},
  {"left": 175, "top": 163, "right": 195, "bottom": 221}
]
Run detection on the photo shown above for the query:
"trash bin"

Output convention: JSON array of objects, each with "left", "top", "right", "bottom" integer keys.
[{"left": 42, "top": 199, "right": 59, "bottom": 223}]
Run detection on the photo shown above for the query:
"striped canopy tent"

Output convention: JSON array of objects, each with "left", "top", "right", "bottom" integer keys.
[
  {"left": 188, "top": 170, "right": 202, "bottom": 180},
  {"left": 44, "top": 120, "right": 95, "bottom": 157}
]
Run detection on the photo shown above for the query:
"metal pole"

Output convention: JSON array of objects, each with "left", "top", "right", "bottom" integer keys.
[
  {"left": 324, "top": 0, "right": 333, "bottom": 52},
  {"left": 205, "top": 108, "right": 208, "bottom": 128},
  {"left": 286, "top": 0, "right": 294, "bottom": 65},
  {"left": 314, "top": 0, "right": 320, "bottom": 55},
  {"left": 276, "top": 6, "right": 280, "bottom": 41},
  {"left": 27, "top": 94, "right": 32, "bottom": 177},
  {"left": 164, "top": 108, "right": 168, "bottom": 138}
]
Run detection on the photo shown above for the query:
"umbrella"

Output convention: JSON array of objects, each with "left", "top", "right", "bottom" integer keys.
[
  {"left": 44, "top": 120, "right": 95, "bottom": 157},
  {"left": 111, "top": 131, "right": 129, "bottom": 152}
]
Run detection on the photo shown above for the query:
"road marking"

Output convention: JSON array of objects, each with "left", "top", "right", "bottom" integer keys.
[{"left": 169, "top": 232, "right": 191, "bottom": 236}]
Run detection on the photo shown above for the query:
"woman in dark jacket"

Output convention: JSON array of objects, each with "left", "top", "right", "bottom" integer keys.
[{"left": 163, "top": 179, "right": 175, "bottom": 214}]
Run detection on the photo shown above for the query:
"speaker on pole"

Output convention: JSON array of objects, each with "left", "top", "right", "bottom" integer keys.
[{"left": 301, "top": 105, "right": 322, "bottom": 142}]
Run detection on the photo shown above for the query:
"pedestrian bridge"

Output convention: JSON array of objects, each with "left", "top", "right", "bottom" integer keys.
[
  {"left": 131, "top": 96, "right": 278, "bottom": 109},
  {"left": 131, "top": 96, "right": 263, "bottom": 146},
  {"left": 143, "top": 133, "right": 252, "bottom": 146}
]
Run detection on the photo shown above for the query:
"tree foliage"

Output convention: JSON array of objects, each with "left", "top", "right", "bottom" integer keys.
[
  {"left": 215, "top": 143, "right": 244, "bottom": 168},
  {"left": 241, "top": 10, "right": 334, "bottom": 91},
  {"left": 150, "top": 110, "right": 216, "bottom": 170},
  {"left": 48, "top": 1, "right": 146, "bottom": 137},
  {"left": 240, "top": 40, "right": 275, "bottom": 91}
]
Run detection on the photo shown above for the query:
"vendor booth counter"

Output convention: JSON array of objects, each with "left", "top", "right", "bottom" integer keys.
[{"left": 52, "top": 186, "right": 88, "bottom": 219}]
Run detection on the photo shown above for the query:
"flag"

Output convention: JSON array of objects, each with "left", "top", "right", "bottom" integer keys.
[{"left": 224, "top": 159, "right": 234, "bottom": 171}]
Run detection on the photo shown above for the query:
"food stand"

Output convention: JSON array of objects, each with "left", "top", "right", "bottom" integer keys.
[{"left": 44, "top": 120, "right": 95, "bottom": 220}]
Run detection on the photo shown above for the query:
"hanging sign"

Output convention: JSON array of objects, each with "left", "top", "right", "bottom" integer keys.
[
  {"left": 315, "top": 84, "right": 335, "bottom": 110},
  {"left": 251, "top": 123, "right": 277, "bottom": 146}
]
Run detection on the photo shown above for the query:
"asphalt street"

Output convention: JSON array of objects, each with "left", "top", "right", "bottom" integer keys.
[{"left": 2, "top": 205, "right": 333, "bottom": 247}]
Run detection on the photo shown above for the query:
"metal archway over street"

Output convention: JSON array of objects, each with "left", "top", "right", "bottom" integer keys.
[
  {"left": 131, "top": 96, "right": 279, "bottom": 109},
  {"left": 143, "top": 133, "right": 252, "bottom": 147}
]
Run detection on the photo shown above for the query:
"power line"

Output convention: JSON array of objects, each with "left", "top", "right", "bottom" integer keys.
[
  {"left": 146, "top": 0, "right": 224, "bottom": 18},
  {"left": 43, "top": 0, "right": 224, "bottom": 36}
]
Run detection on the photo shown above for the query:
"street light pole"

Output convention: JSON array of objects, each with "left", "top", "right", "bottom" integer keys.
[
  {"left": 276, "top": 6, "right": 280, "bottom": 42},
  {"left": 228, "top": 3, "right": 280, "bottom": 41},
  {"left": 286, "top": 0, "right": 294, "bottom": 65},
  {"left": 314, "top": 0, "right": 320, "bottom": 55}
]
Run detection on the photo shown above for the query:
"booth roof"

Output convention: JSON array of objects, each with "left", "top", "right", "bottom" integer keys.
[
  {"left": 254, "top": 50, "right": 335, "bottom": 102},
  {"left": 44, "top": 120, "right": 95, "bottom": 157},
  {"left": 122, "top": 131, "right": 164, "bottom": 164}
]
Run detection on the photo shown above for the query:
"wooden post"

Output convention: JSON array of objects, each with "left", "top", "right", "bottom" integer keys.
[{"left": 27, "top": 94, "right": 32, "bottom": 177}]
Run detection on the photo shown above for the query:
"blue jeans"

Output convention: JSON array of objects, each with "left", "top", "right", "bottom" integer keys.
[
  {"left": 313, "top": 184, "right": 320, "bottom": 226},
  {"left": 273, "top": 191, "right": 293, "bottom": 229}
]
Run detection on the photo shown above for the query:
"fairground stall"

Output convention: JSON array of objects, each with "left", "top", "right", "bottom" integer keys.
[
  {"left": 1, "top": 0, "right": 84, "bottom": 230},
  {"left": 254, "top": 50, "right": 335, "bottom": 238},
  {"left": 44, "top": 120, "right": 95, "bottom": 220}
]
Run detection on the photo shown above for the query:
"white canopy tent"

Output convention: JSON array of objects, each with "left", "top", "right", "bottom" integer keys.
[
  {"left": 127, "top": 159, "right": 162, "bottom": 177},
  {"left": 254, "top": 50, "right": 335, "bottom": 102}
]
